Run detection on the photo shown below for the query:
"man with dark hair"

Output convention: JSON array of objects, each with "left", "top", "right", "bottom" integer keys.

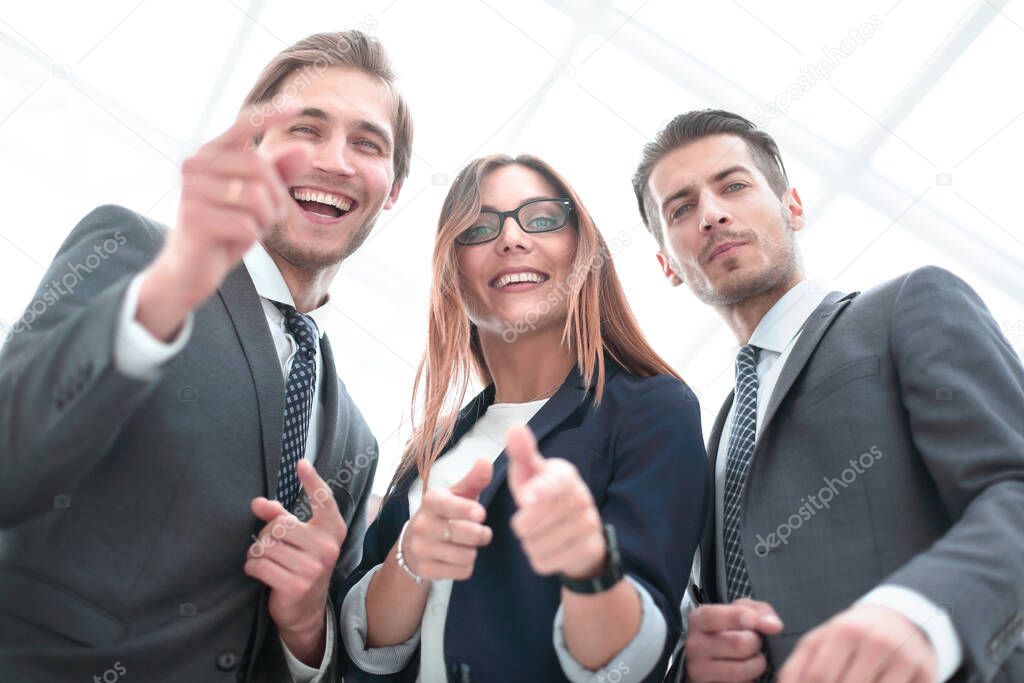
[
  {"left": 634, "top": 109, "right": 1024, "bottom": 682},
  {"left": 0, "top": 30, "right": 410, "bottom": 681}
]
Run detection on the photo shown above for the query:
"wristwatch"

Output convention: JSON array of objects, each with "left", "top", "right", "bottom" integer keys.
[{"left": 559, "top": 523, "right": 624, "bottom": 594}]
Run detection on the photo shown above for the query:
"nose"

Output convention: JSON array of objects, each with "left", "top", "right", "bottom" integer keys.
[
  {"left": 312, "top": 137, "right": 356, "bottom": 177},
  {"left": 495, "top": 217, "right": 533, "bottom": 253},
  {"left": 699, "top": 194, "right": 732, "bottom": 233}
]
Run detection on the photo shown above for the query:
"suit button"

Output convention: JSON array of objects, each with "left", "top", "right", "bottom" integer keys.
[{"left": 215, "top": 651, "right": 238, "bottom": 671}]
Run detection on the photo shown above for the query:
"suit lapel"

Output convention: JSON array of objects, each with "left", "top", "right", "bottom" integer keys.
[
  {"left": 218, "top": 264, "right": 285, "bottom": 498},
  {"left": 389, "top": 384, "right": 496, "bottom": 503},
  {"left": 700, "top": 394, "right": 733, "bottom": 603},
  {"left": 477, "top": 364, "right": 599, "bottom": 510},
  {"left": 756, "top": 291, "right": 857, "bottom": 447},
  {"left": 699, "top": 291, "right": 857, "bottom": 601},
  {"left": 392, "top": 362, "right": 605, "bottom": 511},
  {"left": 218, "top": 263, "right": 285, "bottom": 679},
  {"left": 315, "top": 336, "right": 342, "bottom": 483}
]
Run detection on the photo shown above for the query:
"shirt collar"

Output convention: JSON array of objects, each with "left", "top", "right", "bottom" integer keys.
[
  {"left": 243, "top": 242, "right": 329, "bottom": 339},
  {"left": 747, "top": 279, "right": 831, "bottom": 355}
]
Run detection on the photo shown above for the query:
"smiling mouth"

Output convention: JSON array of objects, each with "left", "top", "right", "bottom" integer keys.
[
  {"left": 290, "top": 187, "right": 356, "bottom": 220},
  {"left": 489, "top": 271, "right": 550, "bottom": 289}
]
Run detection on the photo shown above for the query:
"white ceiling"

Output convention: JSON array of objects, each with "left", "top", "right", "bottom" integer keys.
[{"left": 2, "top": 0, "right": 1022, "bottom": 493}]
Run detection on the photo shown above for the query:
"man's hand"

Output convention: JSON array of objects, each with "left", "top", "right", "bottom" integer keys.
[
  {"left": 505, "top": 424, "right": 606, "bottom": 580},
  {"left": 684, "top": 598, "right": 784, "bottom": 683},
  {"left": 245, "top": 459, "right": 347, "bottom": 667},
  {"left": 401, "top": 459, "right": 494, "bottom": 581},
  {"left": 778, "top": 603, "right": 937, "bottom": 683},
  {"left": 138, "top": 106, "right": 310, "bottom": 341}
]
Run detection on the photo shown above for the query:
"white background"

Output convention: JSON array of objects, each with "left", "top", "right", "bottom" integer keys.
[{"left": 2, "top": 0, "right": 1022, "bottom": 494}]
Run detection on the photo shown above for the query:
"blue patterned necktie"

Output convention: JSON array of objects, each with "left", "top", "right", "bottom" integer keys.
[
  {"left": 722, "top": 344, "right": 760, "bottom": 601},
  {"left": 272, "top": 302, "right": 319, "bottom": 509},
  {"left": 721, "top": 344, "right": 774, "bottom": 680}
]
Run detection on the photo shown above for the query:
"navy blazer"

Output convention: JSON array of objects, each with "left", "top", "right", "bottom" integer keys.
[{"left": 342, "top": 357, "right": 708, "bottom": 682}]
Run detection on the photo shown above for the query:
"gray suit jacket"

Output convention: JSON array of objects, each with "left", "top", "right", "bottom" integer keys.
[
  {"left": 672, "top": 267, "right": 1024, "bottom": 682},
  {"left": 0, "top": 205, "right": 378, "bottom": 681}
]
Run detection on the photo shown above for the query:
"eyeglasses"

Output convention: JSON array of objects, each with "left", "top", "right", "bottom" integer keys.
[{"left": 454, "top": 198, "right": 574, "bottom": 246}]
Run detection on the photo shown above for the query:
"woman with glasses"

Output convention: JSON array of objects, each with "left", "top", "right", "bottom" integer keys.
[{"left": 338, "top": 154, "right": 708, "bottom": 682}]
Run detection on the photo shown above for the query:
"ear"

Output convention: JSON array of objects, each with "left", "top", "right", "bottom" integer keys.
[
  {"left": 656, "top": 251, "right": 684, "bottom": 287},
  {"left": 784, "top": 187, "right": 805, "bottom": 233},
  {"left": 383, "top": 177, "right": 405, "bottom": 210}
]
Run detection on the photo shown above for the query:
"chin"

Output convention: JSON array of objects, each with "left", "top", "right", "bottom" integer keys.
[
  {"left": 265, "top": 230, "right": 349, "bottom": 271},
  {"left": 701, "top": 267, "right": 787, "bottom": 306},
  {"left": 269, "top": 215, "right": 373, "bottom": 269}
]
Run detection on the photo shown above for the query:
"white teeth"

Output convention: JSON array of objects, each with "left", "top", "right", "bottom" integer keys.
[
  {"left": 291, "top": 188, "right": 352, "bottom": 211},
  {"left": 493, "top": 271, "right": 547, "bottom": 288}
]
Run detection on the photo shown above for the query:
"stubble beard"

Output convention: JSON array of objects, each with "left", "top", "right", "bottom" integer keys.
[{"left": 681, "top": 210, "right": 799, "bottom": 307}]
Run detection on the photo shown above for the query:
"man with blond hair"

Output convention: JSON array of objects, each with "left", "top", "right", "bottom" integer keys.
[{"left": 0, "top": 30, "right": 411, "bottom": 681}]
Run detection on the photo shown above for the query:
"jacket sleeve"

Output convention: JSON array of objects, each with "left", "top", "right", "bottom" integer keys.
[
  {"left": 601, "top": 376, "right": 709, "bottom": 681},
  {"left": 336, "top": 487, "right": 414, "bottom": 680},
  {"left": 884, "top": 266, "right": 1024, "bottom": 682},
  {"left": 0, "top": 205, "right": 170, "bottom": 527}
]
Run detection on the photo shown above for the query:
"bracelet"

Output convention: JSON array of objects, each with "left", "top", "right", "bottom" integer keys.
[{"left": 396, "top": 520, "right": 424, "bottom": 585}]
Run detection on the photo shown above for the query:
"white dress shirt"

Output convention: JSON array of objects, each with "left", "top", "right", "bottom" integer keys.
[
  {"left": 113, "top": 242, "right": 333, "bottom": 682},
  {"left": 341, "top": 398, "right": 667, "bottom": 682},
  {"left": 713, "top": 279, "right": 962, "bottom": 682}
]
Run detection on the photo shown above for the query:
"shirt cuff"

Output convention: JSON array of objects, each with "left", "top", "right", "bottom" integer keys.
[
  {"left": 858, "top": 584, "right": 963, "bottom": 682},
  {"left": 341, "top": 564, "right": 421, "bottom": 675},
  {"left": 113, "top": 271, "right": 193, "bottom": 380},
  {"left": 553, "top": 576, "right": 667, "bottom": 683},
  {"left": 282, "top": 608, "right": 333, "bottom": 683}
]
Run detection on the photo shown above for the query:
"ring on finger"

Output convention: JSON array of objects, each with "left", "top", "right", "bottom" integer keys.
[
  {"left": 442, "top": 519, "right": 453, "bottom": 543},
  {"left": 225, "top": 177, "right": 245, "bottom": 205}
]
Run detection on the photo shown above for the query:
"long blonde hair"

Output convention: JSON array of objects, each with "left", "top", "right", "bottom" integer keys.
[{"left": 388, "top": 154, "right": 681, "bottom": 495}]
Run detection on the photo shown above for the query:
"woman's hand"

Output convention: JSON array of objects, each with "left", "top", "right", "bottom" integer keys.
[
  {"left": 505, "top": 424, "right": 607, "bottom": 579},
  {"left": 401, "top": 459, "right": 494, "bottom": 581}
]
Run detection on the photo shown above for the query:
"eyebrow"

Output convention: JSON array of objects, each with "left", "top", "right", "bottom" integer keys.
[
  {"left": 479, "top": 196, "right": 554, "bottom": 212},
  {"left": 659, "top": 164, "right": 753, "bottom": 214},
  {"left": 296, "top": 107, "right": 393, "bottom": 151}
]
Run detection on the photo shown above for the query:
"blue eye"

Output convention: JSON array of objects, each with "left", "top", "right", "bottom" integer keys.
[
  {"left": 528, "top": 216, "right": 557, "bottom": 230},
  {"left": 356, "top": 139, "right": 381, "bottom": 151},
  {"left": 291, "top": 125, "right": 318, "bottom": 136},
  {"left": 458, "top": 225, "right": 496, "bottom": 243},
  {"left": 671, "top": 204, "right": 692, "bottom": 221},
  {"left": 725, "top": 182, "right": 746, "bottom": 192}
]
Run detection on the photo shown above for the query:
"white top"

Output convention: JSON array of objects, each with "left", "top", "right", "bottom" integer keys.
[
  {"left": 712, "top": 279, "right": 962, "bottom": 682},
  {"left": 409, "top": 397, "right": 549, "bottom": 682}
]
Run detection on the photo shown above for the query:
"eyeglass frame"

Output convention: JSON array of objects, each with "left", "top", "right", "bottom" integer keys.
[{"left": 454, "top": 197, "right": 575, "bottom": 246}]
